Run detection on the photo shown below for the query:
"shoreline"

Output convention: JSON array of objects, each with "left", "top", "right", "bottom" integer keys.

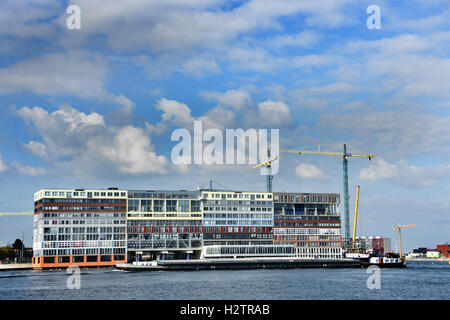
[
  {"left": 406, "top": 257, "right": 450, "bottom": 262},
  {"left": 0, "top": 263, "right": 33, "bottom": 271}
]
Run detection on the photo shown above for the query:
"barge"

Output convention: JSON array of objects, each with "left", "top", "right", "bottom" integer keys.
[{"left": 115, "top": 257, "right": 361, "bottom": 271}]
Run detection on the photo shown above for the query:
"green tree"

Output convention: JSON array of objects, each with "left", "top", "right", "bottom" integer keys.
[
  {"left": 0, "top": 246, "right": 14, "bottom": 260},
  {"left": 12, "top": 239, "right": 23, "bottom": 250}
]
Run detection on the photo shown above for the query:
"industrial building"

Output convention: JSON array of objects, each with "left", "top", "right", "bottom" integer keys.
[{"left": 32, "top": 187, "right": 343, "bottom": 269}]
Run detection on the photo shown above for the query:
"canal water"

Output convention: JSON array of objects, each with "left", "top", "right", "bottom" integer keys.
[{"left": 0, "top": 261, "right": 448, "bottom": 300}]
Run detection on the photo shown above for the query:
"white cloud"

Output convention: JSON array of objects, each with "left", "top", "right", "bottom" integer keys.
[
  {"left": 181, "top": 58, "right": 220, "bottom": 77},
  {"left": 265, "top": 30, "right": 321, "bottom": 49},
  {"left": 156, "top": 98, "right": 195, "bottom": 127},
  {"left": 17, "top": 105, "right": 106, "bottom": 157},
  {"left": 0, "top": 51, "right": 109, "bottom": 98},
  {"left": 359, "top": 158, "right": 450, "bottom": 187},
  {"left": 295, "top": 163, "right": 327, "bottom": 180},
  {"left": 17, "top": 105, "right": 168, "bottom": 177},
  {"left": 23, "top": 141, "right": 48, "bottom": 158},
  {"left": 11, "top": 162, "right": 45, "bottom": 176},
  {"left": 254, "top": 100, "right": 292, "bottom": 127},
  {"left": 318, "top": 112, "right": 450, "bottom": 156},
  {"left": 61, "top": 0, "right": 355, "bottom": 53},
  {"left": 200, "top": 89, "right": 253, "bottom": 110},
  {"left": 99, "top": 126, "right": 167, "bottom": 174},
  {"left": 0, "top": 154, "right": 8, "bottom": 173}
]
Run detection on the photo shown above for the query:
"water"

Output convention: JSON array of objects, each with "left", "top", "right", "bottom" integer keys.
[{"left": 0, "top": 261, "right": 448, "bottom": 300}]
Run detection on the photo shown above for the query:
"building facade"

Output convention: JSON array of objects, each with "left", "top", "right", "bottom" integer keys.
[
  {"left": 32, "top": 188, "right": 127, "bottom": 269},
  {"left": 272, "top": 192, "right": 342, "bottom": 259},
  {"left": 32, "top": 188, "right": 344, "bottom": 268},
  {"left": 126, "top": 190, "right": 203, "bottom": 261},
  {"left": 202, "top": 190, "right": 273, "bottom": 246}
]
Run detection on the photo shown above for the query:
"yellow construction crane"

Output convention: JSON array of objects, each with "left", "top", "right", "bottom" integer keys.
[
  {"left": 0, "top": 212, "right": 33, "bottom": 216},
  {"left": 352, "top": 185, "right": 360, "bottom": 249},
  {"left": 252, "top": 150, "right": 278, "bottom": 193},
  {"left": 279, "top": 144, "right": 374, "bottom": 240},
  {"left": 393, "top": 223, "right": 415, "bottom": 259}
]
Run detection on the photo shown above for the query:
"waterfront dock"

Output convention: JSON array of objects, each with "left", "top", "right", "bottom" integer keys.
[
  {"left": 116, "top": 257, "right": 361, "bottom": 271},
  {"left": 0, "top": 263, "right": 32, "bottom": 271}
]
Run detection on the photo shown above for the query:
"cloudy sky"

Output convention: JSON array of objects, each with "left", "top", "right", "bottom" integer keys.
[{"left": 0, "top": 0, "right": 449, "bottom": 251}]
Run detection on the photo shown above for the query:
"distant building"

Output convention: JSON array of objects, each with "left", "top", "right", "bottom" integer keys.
[
  {"left": 426, "top": 250, "right": 441, "bottom": 258},
  {"left": 352, "top": 236, "right": 391, "bottom": 256},
  {"left": 413, "top": 247, "right": 428, "bottom": 255},
  {"left": 437, "top": 244, "right": 450, "bottom": 258}
]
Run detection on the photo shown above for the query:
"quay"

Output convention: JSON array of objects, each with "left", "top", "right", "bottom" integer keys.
[
  {"left": 116, "top": 257, "right": 361, "bottom": 271},
  {"left": 0, "top": 263, "right": 33, "bottom": 271}
]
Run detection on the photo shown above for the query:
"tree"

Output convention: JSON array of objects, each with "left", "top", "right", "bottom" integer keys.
[
  {"left": 12, "top": 239, "right": 23, "bottom": 250},
  {"left": 0, "top": 246, "right": 14, "bottom": 260}
]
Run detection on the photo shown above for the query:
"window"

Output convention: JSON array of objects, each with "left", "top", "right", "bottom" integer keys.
[
  {"left": 166, "top": 200, "right": 177, "bottom": 212},
  {"left": 179, "top": 200, "right": 189, "bottom": 212},
  {"left": 141, "top": 200, "right": 152, "bottom": 212},
  {"left": 58, "top": 256, "right": 70, "bottom": 263},
  {"left": 86, "top": 256, "right": 98, "bottom": 262},
  {"left": 100, "top": 255, "right": 112, "bottom": 262},
  {"left": 128, "top": 199, "right": 139, "bottom": 212},
  {"left": 154, "top": 200, "right": 165, "bottom": 212},
  {"left": 43, "top": 257, "right": 55, "bottom": 264},
  {"left": 191, "top": 200, "right": 201, "bottom": 212}
]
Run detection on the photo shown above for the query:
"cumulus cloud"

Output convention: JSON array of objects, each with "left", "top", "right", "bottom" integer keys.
[
  {"left": 244, "top": 100, "right": 293, "bottom": 127},
  {"left": 359, "top": 158, "right": 450, "bottom": 187},
  {"left": 17, "top": 105, "right": 106, "bottom": 157},
  {"left": 200, "top": 89, "right": 253, "bottom": 110},
  {"left": 16, "top": 105, "right": 168, "bottom": 177},
  {"left": 23, "top": 141, "right": 48, "bottom": 158},
  {"left": 99, "top": 126, "right": 167, "bottom": 174},
  {"left": 295, "top": 163, "right": 327, "bottom": 180}
]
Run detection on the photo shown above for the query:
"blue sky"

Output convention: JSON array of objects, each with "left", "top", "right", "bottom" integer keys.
[{"left": 0, "top": 0, "right": 449, "bottom": 251}]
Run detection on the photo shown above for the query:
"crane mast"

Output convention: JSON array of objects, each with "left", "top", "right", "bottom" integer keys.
[{"left": 352, "top": 185, "right": 360, "bottom": 248}]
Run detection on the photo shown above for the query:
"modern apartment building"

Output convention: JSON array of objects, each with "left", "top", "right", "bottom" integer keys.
[
  {"left": 272, "top": 192, "right": 342, "bottom": 259},
  {"left": 32, "top": 187, "right": 344, "bottom": 269},
  {"left": 32, "top": 188, "right": 127, "bottom": 269},
  {"left": 202, "top": 190, "right": 273, "bottom": 246},
  {"left": 126, "top": 190, "right": 203, "bottom": 261}
]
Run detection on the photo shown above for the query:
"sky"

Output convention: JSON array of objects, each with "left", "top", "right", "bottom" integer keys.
[{"left": 0, "top": 0, "right": 449, "bottom": 251}]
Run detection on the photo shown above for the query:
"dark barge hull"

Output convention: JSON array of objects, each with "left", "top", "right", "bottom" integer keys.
[{"left": 116, "top": 258, "right": 361, "bottom": 271}]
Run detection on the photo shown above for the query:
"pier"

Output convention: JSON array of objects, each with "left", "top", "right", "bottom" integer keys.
[{"left": 116, "top": 257, "right": 361, "bottom": 271}]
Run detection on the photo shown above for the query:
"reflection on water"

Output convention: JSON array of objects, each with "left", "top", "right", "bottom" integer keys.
[{"left": 0, "top": 261, "right": 448, "bottom": 300}]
